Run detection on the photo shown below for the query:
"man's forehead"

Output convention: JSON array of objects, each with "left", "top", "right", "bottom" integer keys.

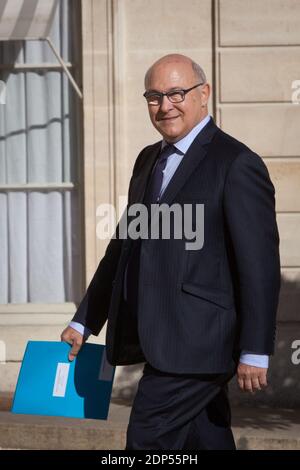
[
  {"left": 150, "top": 61, "right": 193, "bottom": 77},
  {"left": 146, "top": 64, "right": 194, "bottom": 88}
]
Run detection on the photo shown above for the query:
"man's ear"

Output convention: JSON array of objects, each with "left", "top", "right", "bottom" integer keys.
[{"left": 201, "top": 82, "right": 210, "bottom": 107}]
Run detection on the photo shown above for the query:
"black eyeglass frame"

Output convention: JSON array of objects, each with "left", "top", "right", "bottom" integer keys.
[{"left": 143, "top": 82, "right": 204, "bottom": 105}]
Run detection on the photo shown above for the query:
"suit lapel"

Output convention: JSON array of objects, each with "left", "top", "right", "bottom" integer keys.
[
  {"left": 129, "top": 143, "right": 161, "bottom": 205},
  {"left": 158, "top": 118, "right": 219, "bottom": 206}
]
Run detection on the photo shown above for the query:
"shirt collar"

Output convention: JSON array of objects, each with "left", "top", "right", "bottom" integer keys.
[{"left": 161, "top": 114, "right": 211, "bottom": 155}]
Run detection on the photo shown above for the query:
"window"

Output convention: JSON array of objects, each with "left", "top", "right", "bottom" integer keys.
[{"left": 0, "top": 0, "right": 83, "bottom": 304}]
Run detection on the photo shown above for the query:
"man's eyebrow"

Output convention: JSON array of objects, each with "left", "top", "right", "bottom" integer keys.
[
  {"left": 145, "top": 86, "right": 183, "bottom": 94},
  {"left": 145, "top": 89, "right": 161, "bottom": 94},
  {"left": 168, "top": 87, "right": 184, "bottom": 91}
]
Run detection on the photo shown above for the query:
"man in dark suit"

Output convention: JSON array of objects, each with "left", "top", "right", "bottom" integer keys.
[{"left": 61, "top": 54, "right": 281, "bottom": 449}]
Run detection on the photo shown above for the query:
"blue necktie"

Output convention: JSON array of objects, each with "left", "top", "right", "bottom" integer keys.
[{"left": 143, "top": 143, "right": 174, "bottom": 205}]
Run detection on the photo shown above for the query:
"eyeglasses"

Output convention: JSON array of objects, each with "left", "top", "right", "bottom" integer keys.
[{"left": 143, "top": 82, "right": 204, "bottom": 106}]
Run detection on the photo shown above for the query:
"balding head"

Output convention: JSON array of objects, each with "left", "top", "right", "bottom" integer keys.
[
  {"left": 144, "top": 54, "right": 206, "bottom": 89},
  {"left": 143, "top": 54, "right": 210, "bottom": 143}
]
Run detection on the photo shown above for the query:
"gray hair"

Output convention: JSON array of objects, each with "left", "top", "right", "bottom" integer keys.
[{"left": 191, "top": 61, "right": 207, "bottom": 84}]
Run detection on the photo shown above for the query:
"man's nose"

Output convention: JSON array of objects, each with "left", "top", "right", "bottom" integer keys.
[{"left": 159, "top": 95, "right": 173, "bottom": 113}]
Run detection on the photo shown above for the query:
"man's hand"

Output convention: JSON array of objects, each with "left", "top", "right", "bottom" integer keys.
[
  {"left": 237, "top": 362, "right": 268, "bottom": 393},
  {"left": 60, "top": 326, "right": 85, "bottom": 361}
]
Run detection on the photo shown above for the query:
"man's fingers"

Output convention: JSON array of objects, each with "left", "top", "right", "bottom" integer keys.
[
  {"left": 237, "top": 363, "right": 268, "bottom": 394},
  {"left": 238, "top": 377, "right": 258, "bottom": 393},
  {"left": 258, "top": 373, "right": 268, "bottom": 388},
  {"left": 60, "top": 326, "right": 84, "bottom": 361},
  {"left": 244, "top": 378, "right": 254, "bottom": 393},
  {"left": 61, "top": 333, "right": 73, "bottom": 345},
  {"left": 60, "top": 327, "right": 74, "bottom": 344},
  {"left": 251, "top": 377, "right": 261, "bottom": 391},
  {"left": 238, "top": 377, "right": 245, "bottom": 391},
  {"left": 69, "top": 340, "right": 82, "bottom": 361}
]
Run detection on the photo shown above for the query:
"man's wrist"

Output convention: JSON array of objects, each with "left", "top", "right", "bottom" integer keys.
[
  {"left": 239, "top": 351, "right": 269, "bottom": 368},
  {"left": 69, "top": 321, "right": 92, "bottom": 339}
]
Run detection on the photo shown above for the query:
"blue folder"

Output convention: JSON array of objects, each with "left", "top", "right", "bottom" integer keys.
[{"left": 11, "top": 341, "right": 115, "bottom": 420}]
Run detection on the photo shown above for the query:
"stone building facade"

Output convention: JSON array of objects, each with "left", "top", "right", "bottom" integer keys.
[{"left": 0, "top": 0, "right": 299, "bottom": 407}]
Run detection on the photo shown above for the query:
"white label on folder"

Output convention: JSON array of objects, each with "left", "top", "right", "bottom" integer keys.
[
  {"left": 99, "top": 349, "right": 114, "bottom": 381},
  {"left": 53, "top": 363, "right": 70, "bottom": 397}
]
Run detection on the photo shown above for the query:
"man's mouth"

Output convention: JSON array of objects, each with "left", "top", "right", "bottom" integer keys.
[{"left": 159, "top": 115, "right": 180, "bottom": 121}]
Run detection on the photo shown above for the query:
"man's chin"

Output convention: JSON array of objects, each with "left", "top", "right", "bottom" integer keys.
[{"left": 157, "top": 128, "right": 181, "bottom": 142}]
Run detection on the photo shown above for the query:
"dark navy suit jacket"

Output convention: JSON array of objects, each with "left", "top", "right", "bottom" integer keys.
[{"left": 72, "top": 118, "right": 281, "bottom": 374}]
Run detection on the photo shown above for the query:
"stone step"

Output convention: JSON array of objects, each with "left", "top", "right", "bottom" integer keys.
[
  {"left": 1, "top": 395, "right": 300, "bottom": 450},
  {"left": 0, "top": 405, "right": 129, "bottom": 450}
]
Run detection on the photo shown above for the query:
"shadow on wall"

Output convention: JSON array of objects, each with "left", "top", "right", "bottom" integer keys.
[
  {"left": 233, "top": 406, "right": 300, "bottom": 449},
  {"left": 111, "top": 274, "right": 300, "bottom": 410},
  {"left": 111, "top": 363, "right": 145, "bottom": 407},
  {"left": 229, "top": 273, "right": 300, "bottom": 409}
]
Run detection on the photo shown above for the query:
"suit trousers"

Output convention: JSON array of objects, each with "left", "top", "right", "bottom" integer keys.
[{"left": 125, "top": 362, "right": 236, "bottom": 450}]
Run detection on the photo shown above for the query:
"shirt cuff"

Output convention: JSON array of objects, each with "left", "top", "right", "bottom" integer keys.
[
  {"left": 69, "top": 321, "right": 92, "bottom": 339},
  {"left": 239, "top": 351, "right": 269, "bottom": 368}
]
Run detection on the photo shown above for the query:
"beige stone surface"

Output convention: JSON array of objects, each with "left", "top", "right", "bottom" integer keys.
[
  {"left": 219, "top": 0, "right": 300, "bottom": 46},
  {"left": 81, "top": 0, "right": 115, "bottom": 282},
  {"left": 0, "top": 314, "right": 73, "bottom": 326},
  {"left": 264, "top": 159, "right": 300, "bottom": 212},
  {"left": 216, "top": 0, "right": 300, "bottom": 345},
  {"left": 220, "top": 49, "right": 300, "bottom": 102},
  {"left": 1, "top": 405, "right": 300, "bottom": 450},
  {"left": 125, "top": 0, "right": 211, "bottom": 50},
  {"left": 220, "top": 105, "right": 300, "bottom": 157},
  {"left": 0, "top": 303, "right": 76, "bottom": 326},
  {"left": 81, "top": 0, "right": 98, "bottom": 282},
  {"left": 0, "top": 405, "right": 129, "bottom": 450},
  {"left": 278, "top": 268, "right": 300, "bottom": 322},
  {"left": 277, "top": 214, "right": 300, "bottom": 267},
  {"left": 0, "top": 363, "right": 20, "bottom": 393}
]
